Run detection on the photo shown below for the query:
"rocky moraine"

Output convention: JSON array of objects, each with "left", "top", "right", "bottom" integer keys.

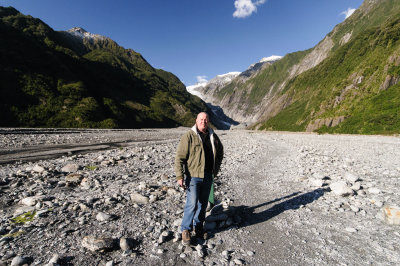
[{"left": 0, "top": 128, "right": 399, "bottom": 265}]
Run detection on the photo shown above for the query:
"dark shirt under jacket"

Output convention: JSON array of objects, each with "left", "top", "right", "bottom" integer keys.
[{"left": 198, "top": 129, "right": 214, "bottom": 173}]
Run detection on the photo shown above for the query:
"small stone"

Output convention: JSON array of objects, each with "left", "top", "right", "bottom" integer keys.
[
  {"left": 234, "top": 258, "right": 244, "bottom": 265},
  {"left": 350, "top": 205, "right": 360, "bottom": 213},
  {"left": 61, "top": 163, "right": 79, "bottom": 173},
  {"left": 368, "top": 188, "right": 381, "bottom": 194},
  {"left": 351, "top": 182, "right": 361, "bottom": 191},
  {"left": 96, "top": 212, "right": 111, "bottom": 222},
  {"left": 382, "top": 206, "right": 400, "bottom": 225},
  {"left": 247, "top": 251, "right": 254, "bottom": 256},
  {"left": 130, "top": 193, "right": 149, "bottom": 204},
  {"left": 47, "top": 254, "right": 60, "bottom": 265},
  {"left": 179, "top": 253, "right": 186, "bottom": 258},
  {"left": 197, "top": 249, "right": 204, "bottom": 258},
  {"left": 81, "top": 235, "right": 114, "bottom": 252},
  {"left": 105, "top": 261, "right": 114, "bottom": 266},
  {"left": 184, "top": 246, "right": 192, "bottom": 253},
  {"left": 330, "top": 181, "right": 353, "bottom": 196},
  {"left": 21, "top": 196, "right": 43, "bottom": 207},
  {"left": 309, "top": 178, "right": 324, "bottom": 187},
  {"left": 65, "top": 174, "right": 83, "bottom": 185},
  {"left": 345, "top": 227, "right": 357, "bottom": 233},
  {"left": 344, "top": 172, "right": 359, "bottom": 183},
  {"left": 120, "top": 238, "right": 132, "bottom": 251},
  {"left": 33, "top": 165, "right": 45, "bottom": 173},
  {"left": 11, "top": 256, "right": 28, "bottom": 266},
  {"left": 157, "top": 248, "right": 164, "bottom": 254}
]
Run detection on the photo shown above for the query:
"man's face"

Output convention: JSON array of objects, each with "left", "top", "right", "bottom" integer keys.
[{"left": 196, "top": 113, "right": 209, "bottom": 133}]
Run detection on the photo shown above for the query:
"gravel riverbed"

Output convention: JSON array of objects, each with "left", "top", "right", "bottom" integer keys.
[{"left": 0, "top": 129, "right": 399, "bottom": 265}]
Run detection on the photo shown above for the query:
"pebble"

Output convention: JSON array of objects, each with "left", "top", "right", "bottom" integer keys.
[
  {"left": 96, "top": 212, "right": 111, "bottom": 222},
  {"left": 11, "top": 256, "right": 28, "bottom": 266}
]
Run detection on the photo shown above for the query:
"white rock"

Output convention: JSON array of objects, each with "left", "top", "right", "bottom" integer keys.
[
  {"left": 96, "top": 212, "right": 111, "bottom": 222},
  {"left": 345, "top": 227, "right": 357, "bottom": 233},
  {"left": 21, "top": 196, "right": 44, "bottom": 207},
  {"left": 173, "top": 218, "right": 182, "bottom": 227},
  {"left": 157, "top": 248, "right": 164, "bottom": 254},
  {"left": 330, "top": 181, "right": 353, "bottom": 196},
  {"left": 47, "top": 254, "right": 60, "bottom": 265},
  {"left": 234, "top": 258, "right": 244, "bottom": 265},
  {"left": 61, "top": 163, "right": 79, "bottom": 173},
  {"left": 344, "top": 172, "right": 359, "bottom": 183},
  {"left": 120, "top": 238, "right": 131, "bottom": 251},
  {"left": 351, "top": 182, "right": 361, "bottom": 191},
  {"left": 81, "top": 235, "right": 114, "bottom": 252},
  {"left": 382, "top": 206, "right": 400, "bottom": 225},
  {"left": 309, "top": 178, "right": 324, "bottom": 187},
  {"left": 33, "top": 165, "right": 45, "bottom": 173},
  {"left": 130, "top": 193, "right": 149, "bottom": 204},
  {"left": 11, "top": 256, "right": 27, "bottom": 266},
  {"left": 14, "top": 206, "right": 35, "bottom": 216},
  {"left": 368, "top": 187, "right": 381, "bottom": 194}
]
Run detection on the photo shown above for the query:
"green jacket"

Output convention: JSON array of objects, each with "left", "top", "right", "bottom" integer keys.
[{"left": 175, "top": 125, "right": 224, "bottom": 180}]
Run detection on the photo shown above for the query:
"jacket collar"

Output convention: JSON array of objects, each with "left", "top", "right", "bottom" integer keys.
[{"left": 191, "top": 125, "right": 214, "bottom": 135}]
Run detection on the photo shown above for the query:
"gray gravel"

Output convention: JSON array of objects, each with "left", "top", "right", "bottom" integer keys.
[{"left": 0, "top": 129, "right": 399, "bottom": 265}]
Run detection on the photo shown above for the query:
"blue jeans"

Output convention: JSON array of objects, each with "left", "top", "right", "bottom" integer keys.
[{"left": 181, "top": 172, "right": 212, "bottom": 232}]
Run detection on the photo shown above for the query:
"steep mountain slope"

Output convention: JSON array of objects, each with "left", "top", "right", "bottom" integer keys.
[
  {"left": 0, "top": 7, "right": 208, "bottom": 128},
  {"left": 189, "top": 56, "right": 283, "bottom": 123},
  {"left": 207, "top": 0, "right": 400, "bottom": 134}
]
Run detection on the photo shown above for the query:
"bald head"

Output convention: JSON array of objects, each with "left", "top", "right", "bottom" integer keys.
[{"left": 196, "top": 112, "right": 209, "bottom": 133}]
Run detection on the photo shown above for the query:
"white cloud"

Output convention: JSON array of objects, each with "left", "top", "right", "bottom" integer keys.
[
  {"left": 233, "top": 0, "right": 266, "bottom": 19},
  {"left": 340, "top": 7, "right": 356, "bottom": 19},
  {"left": 196, "top": 75, "right": 208, "bottom": 83}
]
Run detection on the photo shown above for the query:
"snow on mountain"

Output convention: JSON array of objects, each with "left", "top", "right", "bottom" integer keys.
[
  {"left": 209, "top": 72, "right": 241, "bottom": 86},
  {"left": 259, "top": 55, "right": 283, "bottom": 63},
  {"left": 186, "top": 56, "right": 282, "bottom": 97},
  {"left": 66, "top": 27, "right": 105, "bottom": 40},
  {"left": 186, "top": 72, "right": 240, "bottom": 98}
]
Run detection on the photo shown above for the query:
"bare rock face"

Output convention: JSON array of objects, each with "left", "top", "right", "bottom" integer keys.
[
  {"left": 306, "top": 116, "right": 346, "bottom": 132},
  {"left": 380, "top": 75, "right": 400, "bottom": 90}
]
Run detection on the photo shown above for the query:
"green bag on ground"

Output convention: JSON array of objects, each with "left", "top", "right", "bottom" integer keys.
[{"left": 208, "top": 175, "right": 214, "bottom": 204}]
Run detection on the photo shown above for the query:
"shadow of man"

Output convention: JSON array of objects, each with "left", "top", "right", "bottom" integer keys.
[{"left": 236, "top": 188, "right": 326, "bottom": 228}]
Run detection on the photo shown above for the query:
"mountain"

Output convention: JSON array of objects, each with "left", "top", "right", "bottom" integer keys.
[
  {"left": 203, "top": 0, "right": 400, "bottom": 134},
  {"left": 187, "top": 56, "right": 283, "bottom": 124},
  {"left": 0, "top": 7, "right": 209, "bottom": 128}
]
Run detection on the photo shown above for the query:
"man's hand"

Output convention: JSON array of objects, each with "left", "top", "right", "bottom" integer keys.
[{"left": 178, "top": 179, "right": 186, "bottom": 190}]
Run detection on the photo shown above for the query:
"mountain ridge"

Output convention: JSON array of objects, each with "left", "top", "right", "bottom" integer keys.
[
  {"left": 200, "top": 0, "right": 400, "bottom": 134},
  {"left": 0, "top": 6, "right": 210, "bottom": 129}
]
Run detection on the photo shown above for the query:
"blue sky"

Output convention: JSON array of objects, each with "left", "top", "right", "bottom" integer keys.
[{"left": 1, "top": 0, "right": 364, "bottom": 86}]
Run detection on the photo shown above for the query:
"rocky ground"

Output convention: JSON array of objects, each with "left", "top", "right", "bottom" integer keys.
[{"left": 0, "top": 129, "right": 399, "bottom": 265}]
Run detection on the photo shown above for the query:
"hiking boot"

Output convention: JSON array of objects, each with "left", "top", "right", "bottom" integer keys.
[
  {"left": 182, "top": 230, "right": 191, "bottom": 245},
  {"left": 195, "top": 226, "right": 208, "bottom": 240}
]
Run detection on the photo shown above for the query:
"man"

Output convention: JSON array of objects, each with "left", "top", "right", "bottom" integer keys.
[{"left": 175, "top": 112, "right": 224, "bottom": 245}]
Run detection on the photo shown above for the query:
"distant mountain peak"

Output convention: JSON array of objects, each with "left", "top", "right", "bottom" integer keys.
[
  {"left": 259, "top": 55, "right": 283, "bottom": 63},
  {"left": 66, "top": 27, "right": 105, "bottom": 40}
]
